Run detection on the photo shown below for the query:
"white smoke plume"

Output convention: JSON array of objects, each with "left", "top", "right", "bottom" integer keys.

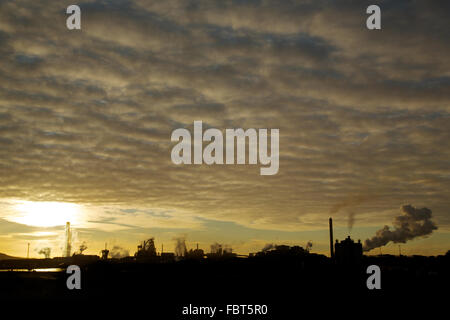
[
  {"left": 363, "top": 205, "right": 438, "bottom": 252},
  {"left": 110, "top": 246, "right": 130, "bottom": 258},
  {"left": 174, "top": 237, "right": 187, "bottom": 256},
  {"left": 57, "top": 225, "right": 79, "bottom": 257},
  {"left": 210, "top": 242, "right": 232, "bottom": 254},
  {"left": 348, "top": 211, "right": 356, "bottom": 233},
  {"left": 223, "top": 244, "right": 233, "bottom": 254},
  {"left": 329, "top": 195, "right": 373, "bottom": 233},
  {"left": 262, "top": 243, "right": 275, "bottom": 252},
  {"left": 79, "top": 242, "right": 87, "bottom": 254},
  {"left": 38, "top": 247, "right": 51, "bottom": 259},
  {"left": 210, "top": 242, "right": 222, "bottom": 254}
]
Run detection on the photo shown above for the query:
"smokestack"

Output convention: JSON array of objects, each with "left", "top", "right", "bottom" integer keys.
[
  {"left": 329, "top": 217, "right": 334, "bottom": 258},
  {"left": 65, "top": 222, "right": 72, "bottom": 257}
]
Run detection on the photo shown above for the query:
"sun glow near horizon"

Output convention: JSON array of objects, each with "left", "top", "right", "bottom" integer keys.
[{"left": 10, "top": 201, "right": 83, "bottom": 227}]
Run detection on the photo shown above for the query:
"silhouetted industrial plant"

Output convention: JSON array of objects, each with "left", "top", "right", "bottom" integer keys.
[{"left": 0, "top": 217, "right": 448, "bottom": 311}]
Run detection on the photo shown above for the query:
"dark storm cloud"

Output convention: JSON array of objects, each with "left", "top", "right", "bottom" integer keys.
[{"left": 0, "top": 0, "right": 448, "bottom": 233}]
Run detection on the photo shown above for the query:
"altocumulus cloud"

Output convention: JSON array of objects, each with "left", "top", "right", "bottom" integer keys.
[{"left": 0, "top": 0, "right": 449, "bottom": 236}]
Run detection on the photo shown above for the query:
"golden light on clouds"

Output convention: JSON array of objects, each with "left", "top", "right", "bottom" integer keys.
[
  {"left": 10, "top": 201, "right": 82, "bottom": 228},
  {"left": 0, "top": 0, "right": 448, "bottom": 257}
]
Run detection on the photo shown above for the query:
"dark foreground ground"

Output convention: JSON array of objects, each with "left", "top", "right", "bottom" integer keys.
[{"left": 1, "top": 255, "right": 448, "bottom": 318}]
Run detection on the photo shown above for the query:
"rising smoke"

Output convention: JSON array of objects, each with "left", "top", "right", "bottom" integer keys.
[
  {"left": 38, "top": 247, "right": 51, "bottom": 259},
  {"left": 223, "top": 244, "right": 233, "bottom": 254},
  {"left": 262, "top": 243, "right": 275, "bottom": 252},
  {"left": 57, "top": 224, "right": 78, "bottom": 257},
  {"left": 363, "top": 205, "right": 438, "bottom": 252},
  {"left": 110, "top": 246, "right": 130, "bottom": 258},
  {"left": 330, "top": 194, "right": 372, "bottom": 233},
  {"left": 210, "top": 242, "right": 233, "bottom": 254},
  {"left": 329, "top": 195, "right": 371, "bottom": 215},
  {"left": 79, "top": 242, "right": 87, "bottom": 254},
  {"left": 174, "top": 237, "right": 187, "bottom": 256},
  {"left": 348, "top": 211, "right": 356, "bottom": 233}
]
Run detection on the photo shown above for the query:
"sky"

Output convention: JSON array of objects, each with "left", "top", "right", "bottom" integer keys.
[{"left": 0, "top": 0, "right": 449, "bottom": 258}]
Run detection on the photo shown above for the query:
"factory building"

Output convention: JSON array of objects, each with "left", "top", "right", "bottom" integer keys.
[
  {"left": 101, "top": 243, "right": 109, "bottom": 260},
  {"left": 135, "top": 238, "right": 157, "bottom": 260},
  {"left": 334, "top": 236, "right": 363, "bottom": 265},
  {"left": 329, "top": 217, "right": 363, "bottom": 264}
]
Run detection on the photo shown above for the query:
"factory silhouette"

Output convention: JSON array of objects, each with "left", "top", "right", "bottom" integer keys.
[
  {"left": 1, "top": 216, "right": 448, "bottom": 314},
  {"left": 1, "top": 218, "right": 367, "bottom": 267}
]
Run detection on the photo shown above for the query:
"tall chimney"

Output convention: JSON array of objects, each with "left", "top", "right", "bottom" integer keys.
[
  {"left": 65, "top": 222, "right": 72, "bottom": 257},
  {"left": 329, "top": 217, "right": 334, "bottom": 258}
]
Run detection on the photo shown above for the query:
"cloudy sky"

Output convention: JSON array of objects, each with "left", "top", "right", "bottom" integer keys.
[{"left": 0, "top": 0, "right": 449, "bottom": 258}]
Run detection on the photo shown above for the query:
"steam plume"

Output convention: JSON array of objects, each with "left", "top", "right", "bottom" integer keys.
[
  {"left": 363, "top": 205, "right": 438, "bottom": 252},
  {"left": 330, "top": 194, "right": 373, "bottom": 233},
  {"left": 330, "top": 195, "right": 371, "bottom": 214},
  {"left": 174, "top": 237, "right": 187, "bottom": 256},
  {"left": 79, "top": 242, "right": 87, "bottom": 254},
  {"left": 210, "top": 242, "right": 222, "bottom": 254},
  {"left": 223, "top": 244, "right": 233, "bottom": 253},
  {"left": 348, "top": 211, "right": 356, "bottom": 233},
  {"left": 210, "top": 242, "right": 232, "bottom": 254},
  {"left": 262, "top": 243, "right": 275, "bottom": 252},
  {"left": 110, "top": 246, "right": 129, "bottom": 258},
  {"left": 38, "top": 247, "right": 51, "bottom": 259}
]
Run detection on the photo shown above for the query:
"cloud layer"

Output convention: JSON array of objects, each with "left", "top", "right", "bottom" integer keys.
[{"left": 0, "top": 0, "right": 449, "bottom": 251}]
